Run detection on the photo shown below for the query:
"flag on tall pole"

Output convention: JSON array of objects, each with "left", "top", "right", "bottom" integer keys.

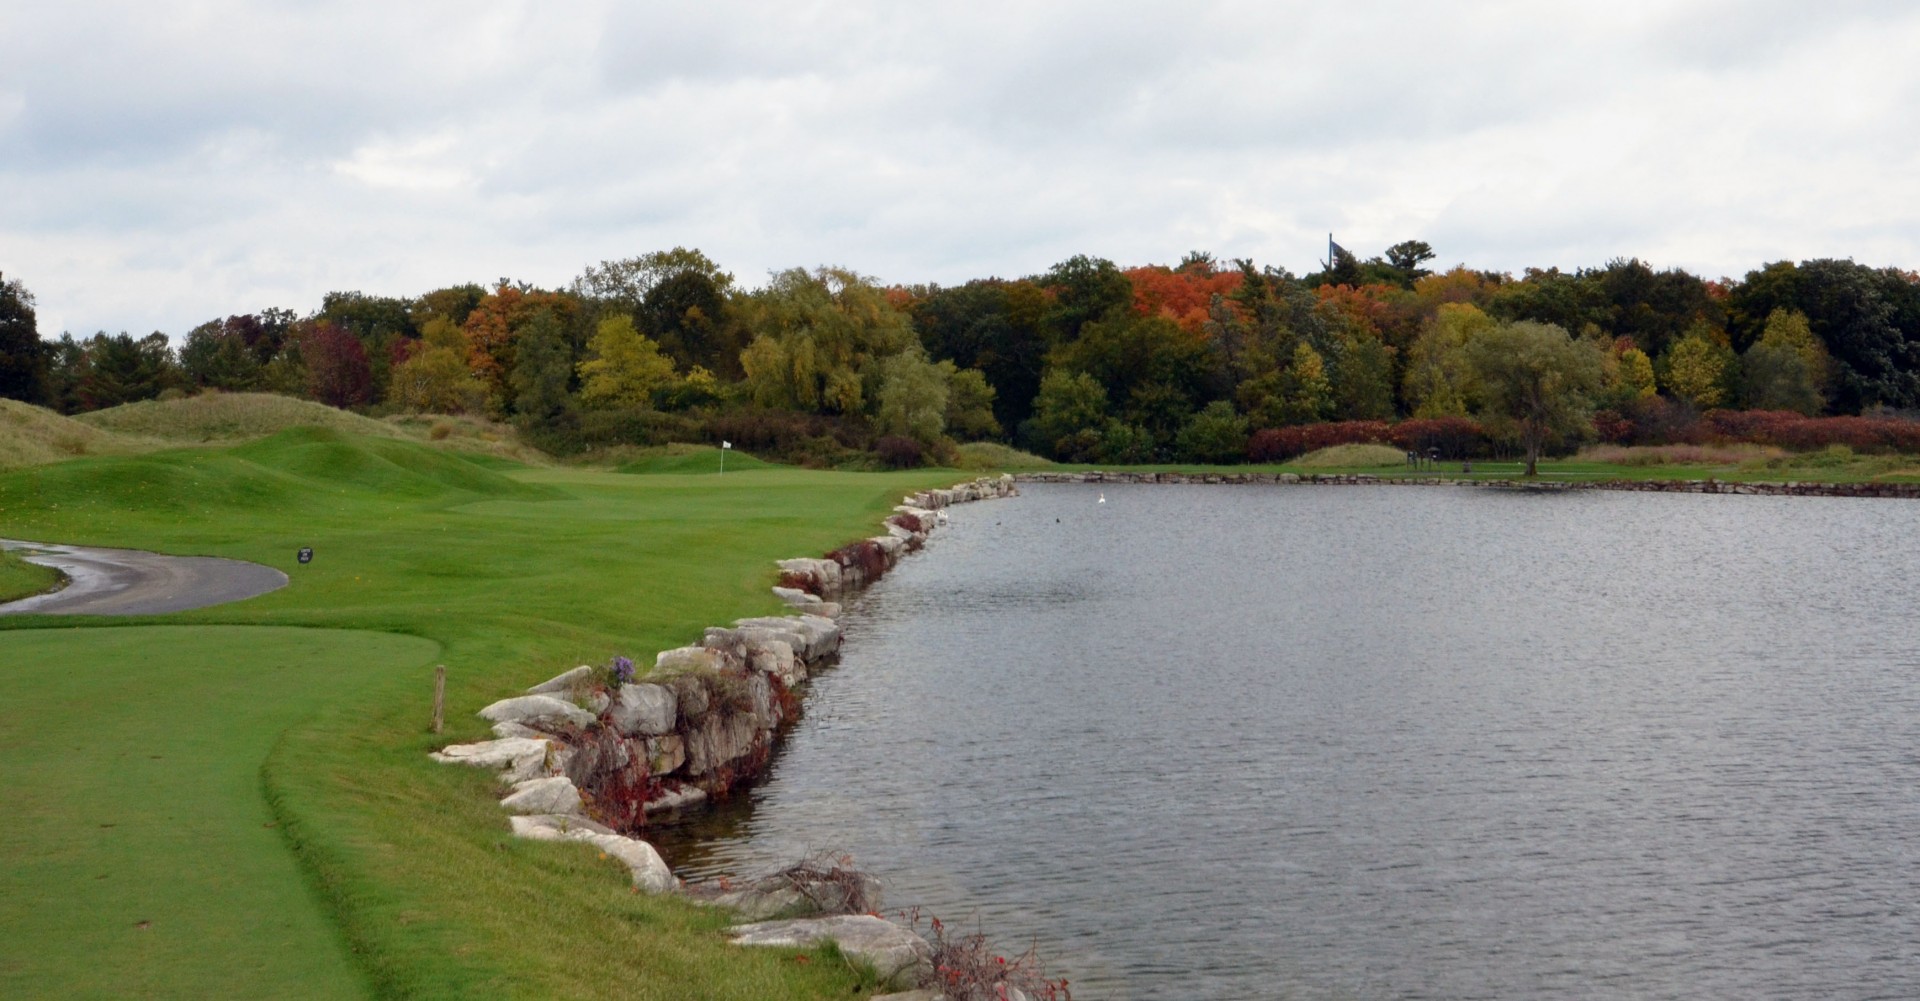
[{"left": 719, "top": 440, "right": 731, "bottom": 475}]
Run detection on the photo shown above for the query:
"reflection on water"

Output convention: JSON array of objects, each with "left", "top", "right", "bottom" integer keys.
[{"left": 653, "top": 484, "right": 1920, "bottom": 1000}]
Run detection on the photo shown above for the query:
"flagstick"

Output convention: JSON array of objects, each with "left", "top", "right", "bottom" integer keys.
[{"left": 719, "top": 445, "right": 725, "bottom": 476}]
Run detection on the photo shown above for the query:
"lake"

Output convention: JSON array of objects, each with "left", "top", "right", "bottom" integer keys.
[{"left": 658, "top": 483, "right": 1920, "bottom": 1000}]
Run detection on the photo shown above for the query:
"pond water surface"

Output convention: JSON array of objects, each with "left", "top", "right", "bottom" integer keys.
[{"left": 657, "top": 483, "right": 1920, "bottom": 1000}]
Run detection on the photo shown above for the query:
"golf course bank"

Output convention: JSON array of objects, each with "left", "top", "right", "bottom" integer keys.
[{"left": 429, "top": 476, "right": 1018, "bottom": 991}]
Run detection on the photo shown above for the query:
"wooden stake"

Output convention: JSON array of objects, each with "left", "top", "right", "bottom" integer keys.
[{"left": 431, "top": 665, "right": 446, "bottom": 734}]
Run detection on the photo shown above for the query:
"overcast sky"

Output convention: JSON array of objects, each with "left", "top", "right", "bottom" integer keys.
[{"left": 4, "top": 1, "right": 1918, "bottom": 339}]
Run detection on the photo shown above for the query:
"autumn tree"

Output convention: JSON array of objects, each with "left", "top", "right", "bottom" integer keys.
[
  {"left": 461, "top": 282, "right": 580, "bottom": 413},
  {"left": 299, "top": 322, "right": 373, "bottom": 408},
  {"left": 1463, "top": 321, "right": 1604, "bottom": 476},
  {"left": 389, "top": 317, "right": 487, "bottom": 414},
  {"left": 1611, "top": 345, "right": 1658, "bottom": 403},
  {"left": 1658, "top": 322, "right": 1735, "bottom": 409},
  {"left": 1740, "top": 308, "right": 1827, "bottom": 414},
  {"left": 577, "top": 315, "right": 676, "bottom": 409}
]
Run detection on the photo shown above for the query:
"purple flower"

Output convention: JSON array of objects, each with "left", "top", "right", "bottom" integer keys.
[{"left": 610, "top": 655, "right": 635, "bottom": 685}]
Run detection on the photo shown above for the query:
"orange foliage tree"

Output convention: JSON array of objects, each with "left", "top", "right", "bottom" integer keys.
[
  {"left": 460, "top": 282, "right": 579, "bottom": 407},
  {"left": 1124, "top": 263, "right": 1243, "bottom": 335}
]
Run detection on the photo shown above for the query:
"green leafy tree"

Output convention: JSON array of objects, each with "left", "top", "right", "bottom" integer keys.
[
  {"left": 941, "top": 364, "right": 1001, "bottom": 440},
  {"left": 874, "top": 350, "right": 950, "bottom": 446},
  {"left": 0, "top": 274, "right": 48, "bottom": 403},
  {"left": 1329, "top": 331, "right": 1396, "bottom": 420},
  {"left": 509, "top": 309, "right": 576, "bottom": 426},
  {"left": 1094, "top": 419, "right": 1157, "bottom": 464},
  {"left": 1277, "top": 341, "right": 1334, "bottom": 424},
  {"left": 574, "top": 248, "right": 741, "bottom": 374},
  {"left": 1383, "top": 240, "right": 1437, "bottom": 288},
  {"left": 1403, "top": 303, "right": 1492, "bottom": 417},
  {"left": 1464, "top": 321, "right": 1605, "bottom": 476},
  {"left": 72, "top": 332, "right": 177, "bottom": 411},
  {"left": 1740, "top": 308, "right": 1827, "bottom": 414},
  {"left": 738, "top": 267, "right": 916, "bottom": 415},
  {"left": 577, "top": 315, "right": 676, "bottom": 409},
  {"left": 179, "top": 318, "right": 264, "bottom": 391},
  {"left": 1022, "top": 369, "right": 1109, "bottom": 458},
  {"left": 1175, "top": 400, "right": 1249, "bottom": 463}
]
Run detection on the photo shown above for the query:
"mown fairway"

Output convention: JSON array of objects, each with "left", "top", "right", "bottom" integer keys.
[{"left": 0, "top": 428, "right": 956, "bottom": 1000}]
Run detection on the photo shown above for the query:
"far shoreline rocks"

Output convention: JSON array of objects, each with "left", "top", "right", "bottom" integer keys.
[
  {"left": 431, "top": 474, "right": 1019, "bottom": 993},
  {"left": 1015, "top": 469, "right": 1920, "bottom": 497}
]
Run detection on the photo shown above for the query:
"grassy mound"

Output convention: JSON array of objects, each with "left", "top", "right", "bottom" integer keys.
[
  {"left": 0, "top": 430, "right": 553, "bottom": 537},
  {"left": 1293, "top": 443, "right": 1409, "bottom": 468},
  {"left": 0, "top": 399, "right": 149, "bottom": 469},
  {"left": 616, "top": 443, "right": 777, "bottom": 475},
  {"left": 231, "top": 428, "right": 553, "bottom": 501},
  {"left": 77, "top": 392, "right": 406, "bottom": 443},
  {"left": 952, "top": 441, "right": 1054, "bottom": 471}
]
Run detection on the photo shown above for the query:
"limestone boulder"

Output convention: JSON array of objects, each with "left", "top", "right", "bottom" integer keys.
[
  {"left": 526, "top": 664, "right": 594, "bottom": 696},
  {"left": 491, "top": 721, "right": 545, "bottom": 740},
  {"left": 775, "top": 557, "right": 842, "bottom": 596},
  {"left": 730, "top": 915, "right": 932, "bottom": 989},
  {"left": 661, "top": 673, "right": 712, "bottom": 719},
  {"left": 609, "top": 683, "right": 677, "bottom": 737},
  {"left": 690, "top": 866, "right": 883, "bottom": 922},
  {"left": 430, "top": 737, "right": 555, "bottom": 785},
  {"left": 509, "top": 814, "right": 677, "bottom": 893},
  {"left": 745, "top": 637, "right": 803, "bottom": 687},
  {"left": 655, "top": 646, "right": 725, "bottom": 673},
  {"left": 684, "top": 711, "right": 761, "bottom": 777},
  {"left": 643, "top": 783, "right": 707, "bottom": 813},
  {"left": 643, "top": 734, "right": 686, "bottom": 774},
  {"left": 500, "top": 775, "right": 583, "bottom": 816},
  {"left": 477, "top": 694, "right": 596, "bottom": 732},
  {"left": 746, "top": 673, "right": 777, "bottom": 730}
]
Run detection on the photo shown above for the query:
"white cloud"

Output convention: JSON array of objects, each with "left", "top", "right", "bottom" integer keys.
[{"left": 3, "top": 0, "right": 1919, "bottom": 338}]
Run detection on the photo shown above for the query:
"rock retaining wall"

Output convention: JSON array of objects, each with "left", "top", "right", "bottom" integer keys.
[
  {"left": 429, "top": 473, "right": 1018, "bottom": 988},
  {"left": 1016, "top": 470, "right": 1920, "bottom": 497}
]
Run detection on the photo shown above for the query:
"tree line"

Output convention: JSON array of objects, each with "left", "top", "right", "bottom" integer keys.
[{"left": 2, "top": 245, "right": 1917, "bottom": 466}]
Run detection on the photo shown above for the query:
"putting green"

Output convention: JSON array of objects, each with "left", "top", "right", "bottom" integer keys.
[{"left": 0, "top": 625, "right": 440, "bottom": 1000}]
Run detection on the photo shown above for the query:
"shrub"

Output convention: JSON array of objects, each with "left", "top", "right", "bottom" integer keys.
[
  {"left": 1246, "top": 420, "right": 1391, "bottom": 462},
  {"left": 1388, "top": 416, "right": 1488, "bottom": 458},
  {"left": 874, "top": 435, "right": 925, "bottom": 469}
]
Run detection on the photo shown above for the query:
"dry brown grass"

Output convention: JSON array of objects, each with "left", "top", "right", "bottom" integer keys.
[{"left": 0, "top": 399, "right": 153, "bottom": 469}]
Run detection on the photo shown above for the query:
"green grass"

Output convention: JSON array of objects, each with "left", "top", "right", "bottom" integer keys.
[
  {"left": 951, "top": 441, "right": 1054, "bottom": 470},
  {"left": 76, "top": 392, "right": 408, "bottom": 444},
  {"left": 615, "top": 443, "right": 779, "bottom": 475},
  {"left": 0, "top": 428, "right": 959, "bottom": 999},
  {"left": 0, "top": 626, "right": 437, "bottom": 1000},
  {"left": 0, "top": 547, "right": 62, "bottom": 602}
]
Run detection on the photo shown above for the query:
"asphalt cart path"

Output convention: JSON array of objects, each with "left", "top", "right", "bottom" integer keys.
[{"left": 0, "top": 540, "right": 289, "bottom": 615}]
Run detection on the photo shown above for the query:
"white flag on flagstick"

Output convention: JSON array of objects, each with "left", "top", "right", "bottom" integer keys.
[{"left": 722, "top": 441, "right": 732, "bottom": 449}]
